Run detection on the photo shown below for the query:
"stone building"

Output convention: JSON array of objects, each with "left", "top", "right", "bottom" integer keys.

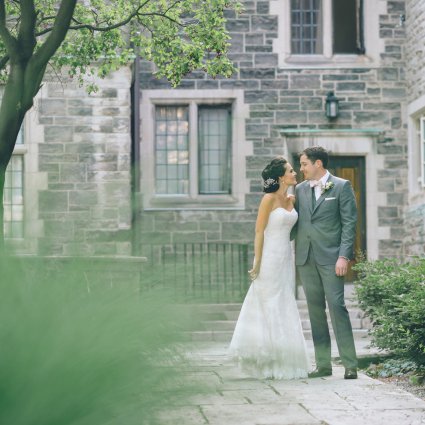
[{"left": 5, "top": 0, "right": 424, "bottom": 263}]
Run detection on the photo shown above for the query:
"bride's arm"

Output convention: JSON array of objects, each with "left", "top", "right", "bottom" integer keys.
[{"left": 249, "top": 194, "right": 273, "bottom": 280}]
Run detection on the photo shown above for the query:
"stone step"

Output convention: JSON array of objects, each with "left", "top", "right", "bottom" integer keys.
[
  {"left": 201, "top": 316, "right": 370, "bottom": 332},
  {"left": 189, "top": 328, "right": 370, "bottom": 343},
  {"left": 222, "top": 306, "right": 365, "bottom": 322},
  {"left": 192, "top": 298, "right": 359, "bottom": 314}
]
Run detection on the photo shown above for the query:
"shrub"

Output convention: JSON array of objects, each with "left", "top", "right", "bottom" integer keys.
[
  {"left": 354, "top": 257, "right": 425, "bottom": 368},
  {"left": 0, "top": 255, "right": 201, "bottom": 425}
]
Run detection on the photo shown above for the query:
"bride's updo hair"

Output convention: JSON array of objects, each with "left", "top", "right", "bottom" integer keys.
[{"left": 261, "top": 157, "right": 288, "bottom": 193}]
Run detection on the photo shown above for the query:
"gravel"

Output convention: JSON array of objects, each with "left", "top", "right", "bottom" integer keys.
[{"left": 378, "top": 375, "right": 425, "bottom": 401}]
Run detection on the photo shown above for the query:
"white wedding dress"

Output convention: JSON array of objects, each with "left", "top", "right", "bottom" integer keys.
[{"left": 228, "top": 207, "right": 309, "bottom": 379}]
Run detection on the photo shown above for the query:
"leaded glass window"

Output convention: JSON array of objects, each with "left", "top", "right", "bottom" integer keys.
[
  {"left": 198, "top": 107, "right": 231, "bottom": 194},
  {"left": 154, "top": 104, "right": 232, "bottom": 196},
  {"left": 291, "top": 0, "right": 323, "bottom": 54},
  {"left": 155, "top": 106, "right": 189, "bottom": 195},
  {"left": 4, "top": 155, "right": 24, "bottom": 238}
]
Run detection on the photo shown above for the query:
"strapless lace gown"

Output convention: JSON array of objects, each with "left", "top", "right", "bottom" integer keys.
[{"left": 228, "top": 208, "right": 309, "bottom": 379}]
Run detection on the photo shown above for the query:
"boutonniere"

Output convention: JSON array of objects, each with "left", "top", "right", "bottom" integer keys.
[{"left": 321, "top": 181, "right": 334, "bottom": 194}]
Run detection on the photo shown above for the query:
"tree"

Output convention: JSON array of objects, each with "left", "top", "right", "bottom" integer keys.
[{"left": 0, "top": 0, "right": 241, "bottom": 243}]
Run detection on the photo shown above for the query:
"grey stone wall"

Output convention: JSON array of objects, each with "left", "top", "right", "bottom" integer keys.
[
  {"left": 405, "top": 0, "right": 425, "bottom": 100},
  {"left": 36, "top": 69, "right": 133, "bottom": 255},
  {"left": 139, "top": 0, "right": 409, "bottom": 260},
  {"left": 404, "top": 0, "right": 425, "bottom": 258}
]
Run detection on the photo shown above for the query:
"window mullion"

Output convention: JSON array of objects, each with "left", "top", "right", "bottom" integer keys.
[{"left": 189, "top": 101, "right": 198, "bottom": 198}]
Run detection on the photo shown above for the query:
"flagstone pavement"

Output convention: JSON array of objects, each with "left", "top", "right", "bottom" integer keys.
[{"left": 160, "top": 339, "right": 425, "bottom": 425}]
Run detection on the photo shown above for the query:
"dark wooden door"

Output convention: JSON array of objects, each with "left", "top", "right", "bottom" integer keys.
[{"left": 293, "top": 155, "right": 366, "bottom": 282}]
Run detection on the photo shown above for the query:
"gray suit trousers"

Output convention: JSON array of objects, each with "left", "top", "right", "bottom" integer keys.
[{"left": 297, "top": 247, "right": 358, "bottom": 369}]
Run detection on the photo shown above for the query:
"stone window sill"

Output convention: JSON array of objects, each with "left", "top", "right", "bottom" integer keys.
[
  {"left": 144, "top": 194, "right": 244, "bottom": 211},
  {"left": 280, "top": 54, "right": 376, "bottom": 69}
]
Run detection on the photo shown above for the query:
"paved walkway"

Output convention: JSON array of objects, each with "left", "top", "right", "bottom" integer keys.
[{"left": 160, "top": 341, "right": 425, "bottom": 425}]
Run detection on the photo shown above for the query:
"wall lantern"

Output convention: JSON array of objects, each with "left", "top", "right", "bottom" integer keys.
[{"left": 325, "top": 91, "right": 339, "bottom": 119}]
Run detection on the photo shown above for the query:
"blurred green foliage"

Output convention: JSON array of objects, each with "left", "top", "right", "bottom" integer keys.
[
  {"left": 0, "top": 255, "right": 202, "bottom": 425},
  {"left": 354, "top": 257, "right": 425, "bottom": 368}
]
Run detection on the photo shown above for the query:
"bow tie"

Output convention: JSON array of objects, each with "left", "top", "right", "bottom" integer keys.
[{"left": 310, "top": 180, "right": 322, "bottom": 188}]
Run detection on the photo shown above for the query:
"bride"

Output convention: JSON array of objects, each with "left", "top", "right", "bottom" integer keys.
[{"left": 228, "top": 157, "right": 309, "bottom": 379}]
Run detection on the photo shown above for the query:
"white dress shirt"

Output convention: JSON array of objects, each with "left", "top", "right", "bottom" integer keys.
[{"left": 312, "top": 171, "right": 330, "bottom": 201}]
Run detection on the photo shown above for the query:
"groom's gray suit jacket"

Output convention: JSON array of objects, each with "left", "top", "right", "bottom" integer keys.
[{"left": 290, "top": 174, "right": 357, "bottom": 266}]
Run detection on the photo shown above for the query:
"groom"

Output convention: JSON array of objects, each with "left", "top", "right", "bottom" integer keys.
[{"left": 291, "top": 146, "right": 358, "bottom": 379}]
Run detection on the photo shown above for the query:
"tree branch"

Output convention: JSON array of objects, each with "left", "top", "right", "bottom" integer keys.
[
  {"left": 30, "top": 0, "right": 78, "bottom": 69},
  {"left": 18, "top": 0, "right": 37, "bottom": 58},
  {"left": 0, "top": 0, "right": 18, "bottom": 56},
  {"left": 34, "top": 0, "right": 165, "bottom": 36}
]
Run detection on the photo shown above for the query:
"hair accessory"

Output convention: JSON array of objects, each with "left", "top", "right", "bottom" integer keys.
[{"left": 263, "top": 178, "right": 277, "bottom": 189}]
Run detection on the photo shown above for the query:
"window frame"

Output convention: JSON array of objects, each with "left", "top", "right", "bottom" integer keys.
[
  {"left": 271, "top": 0, "right": 382, "bottom": 69},
  {"left": 4, "top": 125, "right": 27, "bottom": 240},
  {"left": 140, "top": 90, "right": 250, "bottom": 211},
  {"left": 419, "top": 117, "right": 425, "bottom": 188}
]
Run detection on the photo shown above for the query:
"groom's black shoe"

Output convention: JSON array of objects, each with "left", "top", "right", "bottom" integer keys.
[
  {"left": 344, "top": 368, "right": 358, "bottom": 379},
  {"left": 308, "top": 367, "right": 332, "bottom": 378}
]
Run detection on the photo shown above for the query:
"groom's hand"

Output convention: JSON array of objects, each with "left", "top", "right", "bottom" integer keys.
[{"left": 335, "top": 257, "right": 349, "bottom": 277}]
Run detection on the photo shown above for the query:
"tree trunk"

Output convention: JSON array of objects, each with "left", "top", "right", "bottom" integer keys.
[{"left": 0, "top": 165, "right": 5, "bottom": 252}]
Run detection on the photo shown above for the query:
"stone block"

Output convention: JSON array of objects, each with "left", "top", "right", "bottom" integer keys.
[
  {"left": 60, "top": 163, "right": 87, "bottom": 183},
  {"left": 276, "top": 111, "right": 308, "bottom": 124},
  {"left": 251, "top": 16, "right": 278, "bottom": 32},
  {"left": 378, "top": 206, "right": 399, "bottom": 218},
  {"left": 226, "top": 19, "right": 250, "bottom": 32},
  {"left": 387, "top": 1, "right": 405, "bottom": 13},
  {"left": 101, "top": 88, "right": 118, "bottom": 98},
  {"left": 382, "top": 88, "right": 406, "bottom": 98},
  {"left": 68, "top": 107, "right": 93, "bottom": 116},
  {"left": 377, "top": 144, "right": 404, "bottom": 154},
  {"left": 200, "top": 222, "right": 221, "bottom": 231},
  {"left": 222, "top": 222, "right": 253, "bottom": 240},
  {"left": 363, "top": 102, "right": 400, "bottom": 110},
  {"left": 246, "top": 155, "right": 273, "bottom": 170},
  {"left": 245, "top": 33, "right": 264, "bottom": 45},
  {"left": 197, "top": 80, "right": 219, "bottom": 89},
  {"left": 301, "top": 97, "right": 322, "bottom": 111},
  {"left": 39, "top": 191, "right": 69, "bottom": 212},
  {"left": 354, "top": 111, "right": 389, "bottom": 125},
  {"left": 45, "top": 126, "right": 73, "bottom": 143},
  {"left": 254, "top": 53, "right": 278, "bottom": 67},
  {"left": 173, "top": 232, "right": 206, "bottom": 243},
  {"left": 246, "top": 124, "right": 269, "bottom": 137},
  {"left": 336, "top": 82, "right": 366, "bottom": 92},
  {"left": 85, "top": 229, "right": 131, "bottom": 243},
  {"left": 44, "top": 220, "right": 74, "bottom": 238},
  {"left": 240, "top": 68, "right": 275, "bottom": 79},
  {"left": 39, "top": 99, "right": 67, "bottom": 116},
  {"left": 229, "top": 33, "right": 244, "bottom": 53},
  {"left": 69, "top": 191, "right": 99, "bottom": 206},
  {"left": 290, "top": 75, "right": 321, "bottom": 89},
  {"left": 385, "top": 158, "right": 407, "bottom": 168},
  {"left": 377, "top": 67, "right": 399, "bottom": 81},
  {"left": 323, "top": 74, "right": 359, "bottom": 81},
  {"left": 39, "top": 143, "right": 65, "bottom": 154},
  {"left": 245, "top": 90, "right": 278, "bottom": 103},
  {"left": 379, "top": 239, "right": 403, "bottom": 251},
  {"left": 256, "top": 1, "right": 269, "bottom": 14},
  {"left": 377, "top": 179, "right": 395, "bottom": 192},
  {"left": 220, "top": 80, "right": 259, "bottom": 89},
  {"left": 261, "top": 80, "right": 288, "bottom": 89}
]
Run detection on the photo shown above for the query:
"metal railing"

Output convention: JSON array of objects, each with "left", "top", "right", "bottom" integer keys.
[{"left": 140, "top": 243, "right": 250, "bottom": 302}]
